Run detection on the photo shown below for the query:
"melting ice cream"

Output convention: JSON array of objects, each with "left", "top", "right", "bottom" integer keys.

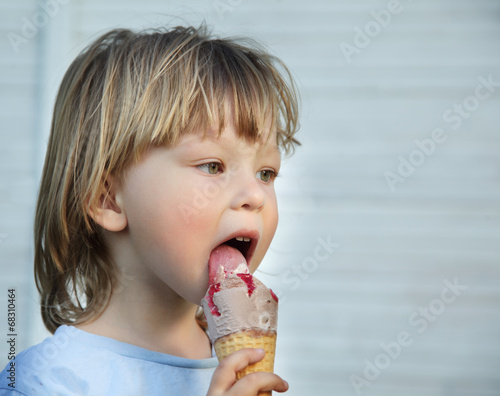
[{"left": 202, "top": 269, "right": 278, "bottom": 343}]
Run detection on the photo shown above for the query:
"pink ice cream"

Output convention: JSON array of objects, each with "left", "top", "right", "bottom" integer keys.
[{"left": 202, "top": 244, "right": 279, "bottom": 344}]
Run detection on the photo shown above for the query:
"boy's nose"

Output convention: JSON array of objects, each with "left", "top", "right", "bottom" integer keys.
[{"left": 230, "top": 176, "right": 266, "bottom": 211}]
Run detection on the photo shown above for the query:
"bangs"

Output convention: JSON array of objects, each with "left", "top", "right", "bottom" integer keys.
[{"left": 118, "top": 26, "right": 300, "bottom": 168}]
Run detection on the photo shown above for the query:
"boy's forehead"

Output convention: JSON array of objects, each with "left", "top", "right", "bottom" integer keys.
[{"left": 196, "top": 126, "right": 280, "bottom": 154}]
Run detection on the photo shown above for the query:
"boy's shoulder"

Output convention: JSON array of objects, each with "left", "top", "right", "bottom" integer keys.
[
  {"left": 0, "top": 326, "right": 90, "bottom": 395},
  {"left": 0, "top": 325, "right": 217, "bottom": 396}
]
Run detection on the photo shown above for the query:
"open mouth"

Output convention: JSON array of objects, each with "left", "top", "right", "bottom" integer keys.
[
  {"left": 224, "top": 237, "right": 252, "bottom": 262},
  {"left": 207, "top": 232, "right": 259, "bottom": 285},
  {"left": 217, "top": 232, "right": 259, "bottom": 266}
]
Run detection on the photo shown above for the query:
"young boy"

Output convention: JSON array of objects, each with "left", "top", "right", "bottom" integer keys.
[{"left": 0, "top": 24, "right": 299, "bottom": 395}]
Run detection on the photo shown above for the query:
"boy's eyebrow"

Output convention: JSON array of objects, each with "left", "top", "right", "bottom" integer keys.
[
  {"left": 261, "top": 132, "right": 282, "bottom": 155},
  {"left": 272, "top": 144, "right": 281, "bottom": 154},
  {"left": 177, "top": 128, "right": 282, "bottom": 158},
  {"left": 259, "top": 140, "right": 282, "bottom": 161},
  {"left": 268, "top": 144, "right": 281, "bottom": 157}
]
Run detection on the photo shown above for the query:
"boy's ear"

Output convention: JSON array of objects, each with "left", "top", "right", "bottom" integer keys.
[{"left": 87, "top": 177, "right": 127, "bottom": 232}]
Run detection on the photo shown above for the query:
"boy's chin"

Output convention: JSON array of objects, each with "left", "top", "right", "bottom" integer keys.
[{"left": 183, "top": 287, "right": 210, "bottom": 307}]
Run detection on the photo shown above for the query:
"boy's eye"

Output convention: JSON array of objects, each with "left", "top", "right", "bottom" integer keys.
[
  {"left": 198, "top": 162, "right": 222, "bottom": 174},
  {"left": 257, "top": 169, "right": 277, "bottom": 183}
]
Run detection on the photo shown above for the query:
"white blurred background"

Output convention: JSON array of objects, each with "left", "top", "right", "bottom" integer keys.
[{"left": 1, "top": 1, "right": 500, "bottom": 395}]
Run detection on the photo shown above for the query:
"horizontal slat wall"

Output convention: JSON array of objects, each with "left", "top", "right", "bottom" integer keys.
[
  {"left": 1, "top": 1, "right": 499, "bottom": 395},
  {"left": 0, "top": 0, "right": 44, "bottom": 370},
  {"left": 262, "top": 1, "right": 500, "bottom": 395}
]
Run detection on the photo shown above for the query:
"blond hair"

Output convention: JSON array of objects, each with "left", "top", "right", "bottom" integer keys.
[{"left": 34, "top": 24, "right": 300, "bottom": 333}]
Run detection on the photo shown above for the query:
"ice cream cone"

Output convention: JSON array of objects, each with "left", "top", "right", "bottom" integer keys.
[
  {"left": 214, "top": 330, "right": 277, "bottom": 396},
  {"left": 202, "top": 254, "right": 280, "bottom": 396}
]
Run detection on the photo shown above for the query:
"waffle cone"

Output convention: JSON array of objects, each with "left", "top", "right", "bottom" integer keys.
[{"left": 214, "top": 330, "right": 277, "bottom": 395}]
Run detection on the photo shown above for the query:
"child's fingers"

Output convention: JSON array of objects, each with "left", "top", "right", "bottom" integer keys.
[
  {"left": 207, "top": 348, "right": 289, "bottom": 395},
  {"left": 208, "top": 348, "right": 266, "bottom": 393},
  {"left": 230, "top": 372, "right": 289, "bottom": 394}
]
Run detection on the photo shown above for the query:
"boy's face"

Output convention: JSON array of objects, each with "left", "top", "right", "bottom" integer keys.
[{"left": 114, "top": 120, "right": 281, "bottom": 304}]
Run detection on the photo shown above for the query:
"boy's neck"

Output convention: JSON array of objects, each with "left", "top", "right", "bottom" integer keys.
[{"left": 75, "top": 278, "right": 212, "bottom": 360}]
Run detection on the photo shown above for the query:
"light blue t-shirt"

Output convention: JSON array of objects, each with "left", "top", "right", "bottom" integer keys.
[{"left": 0, "top": 325, "right": 218, "bottom": 395}]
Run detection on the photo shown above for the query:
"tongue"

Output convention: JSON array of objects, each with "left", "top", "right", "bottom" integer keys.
[{"left": 208, "top": 244, "right": 246, "bottom": 285}]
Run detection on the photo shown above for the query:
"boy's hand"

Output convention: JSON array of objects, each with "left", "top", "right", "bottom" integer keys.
[{"left": 207, "top": 348, "right": 289, "bottom": 396}]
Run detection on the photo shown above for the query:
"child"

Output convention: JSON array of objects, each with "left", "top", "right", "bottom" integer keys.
[{"left": 0, "top": 24, "right": 299, "bottom": 395}]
